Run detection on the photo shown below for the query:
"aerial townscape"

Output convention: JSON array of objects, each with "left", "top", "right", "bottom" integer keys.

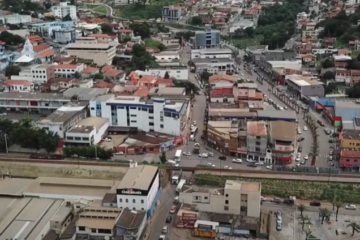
[{"left": 3, "top": 0, "right": 360, "bottom": 239}]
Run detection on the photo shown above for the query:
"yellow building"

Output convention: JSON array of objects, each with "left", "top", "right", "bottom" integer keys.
[
  {"left": 194, "top": 220, "right": 218, "bottom": 238},
  {"left": 341, "top": 129, "right": 360, "bottom": 150}
]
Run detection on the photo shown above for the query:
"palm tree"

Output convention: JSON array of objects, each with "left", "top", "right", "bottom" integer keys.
[
  {"left": 304, "top": 228, "right": 313, "bottom": 240},
  {"left": 347, "top": 222, "right": 360, "bottom": 236},
  {"left": 297, "top": 214, "right": 311, "bottom": 230},
  {"left": 319, "top": 207, "right": 332, "bottom": 224},
  {"left": 298, "top": 204, "right": 307, "bottom": 217},
  {"left": 334, "top": 200, "right": 344, "bottom": 221}
]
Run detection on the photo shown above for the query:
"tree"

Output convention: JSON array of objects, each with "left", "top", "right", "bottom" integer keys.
[
  {"left": 93, "top": 73, "right": 103, "bottom": 80},
  {"left": 62, "top": 14, "right": 72, "bottom": 21},
  {"left": 297, "top": 214, "right": 311, "bottom": 230},
  {"left": 322, "top": 59, "right": 335, "bottom": 69},
  {"left": 298, "top": 204, "right": 307, "bottom": 217},
  {"left": 63, "top": 146, "right": 113, "bottom": 160},
  {"left": 159, "top": 152, "right": 166, "bottom": 164},
  {"left": 164, "top": 71, "right": 170, "bottom": 79},
  {"left": 129, "top": 23, "right": 151, "bottom": 39},
  {"left": 244, "top": 27, "right": 254, "bottom": 37},
  {"left": 308, "top": 144, "right": 319, "bottom": 166},
  {"left": 74, "top": 71, "right": 81, "bottom": 79},
  {"left": 346, "top": 81, "right": 360, "bottom": 98},
  {"left": 5, "top": 65, "right": 21, "bottom": 77},
  {"left": 319, "top": 207, "right": 332, "bottom": 224},
  {"left": 0, "top": 31, "right": 24, "bottom": 46},
  {"left": 334, "top": 200, "right": 344, "bottom": 221},
  {"left": 175, "top": 31, "right": 195, "bottom": 41},
  {"left": 101, "top": 24, "right": 113, "bottom": 34},
  {"left": 347, "top": 222, "right": 360, "bottom": 236},
  {"left": 322, "top": 71, "right": 335, "bottom": 80},
  {"left": 325, "top": 82, "right": 337, "bottom": 94},
  {"left": 191, "top": 16, "right": 202, "bottom": 25},
  {"left": 173, "top": 80, "right": 200, "bottom": 96},
  {"left": 304, "top": 228, "right": 313, "bottom": 240}
]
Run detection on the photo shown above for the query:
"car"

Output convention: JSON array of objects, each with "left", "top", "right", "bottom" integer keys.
[
  {"left": 183, "top": 152, "right": 192, "bottom": 156},
  {"left": 256, "top": 162, "right": 264, "bottom": 166},
  {"left": 300, "top": 161, "right": 306, "bottom": 165},
  {"left": 297, "top": 130, "right": 302, "bottom": 134},
  {"left": 295, "top": 157, "right": 301, "bottom": 162},
  {"left": 329, "top": 150, "right": 333, "bottom": 155},
  {"left": 247, "top": 163, "right": 257, "bottom": 167},
  {"left": 199, "top": 153, "right": 208, "bottom": 158},
  {"left": 297, "top": 152, "right": 301, "bottom": 157},
  {"left": 218, "top": 156, "right": 227, "bottom": 161},
  {"left": 328, "top": 156, "right": 333, "bottom": 161},
  {"left": 224, "top": 166, "right": 232, "bottom": 169},
  {"left": 298, "top": 147, "right": 302, "bottom": 152},
  {"left": 162, "top": 226, "right": 168, "bottom": 233},
  {"left": 276, "top": 223, "right": 282, "bottom": 231},
  {"left": 303, "top": 155, "right": 309, "bottom": 160},
  {"left": 232, "top": 158, "right": 243, "bottom": 163},
  {"left": 173, "top": 196, "right": 179, "bottom": 204},
  {"left": 345, "top": 204, "right": 357, "bottom": 210},
  {"left": 273, "top": 198, "right": 281, "bottom": 203},
  {"left": 169, "top": 206, "right": 176, "bottom": 213},
  {"left": 303, "top": 126, "right": 308, "bottom": 131},
  {"left": 207, "top": 152, "right": 214, "bottom": 157},
  {"left": 297, "top": 137, "right": 305, "bottom": 142},
  {"left": 115, "top": 151, "right": 124, "bottom": 155},
  {"left": 266, "top": 165, "right": 273, "bottom": 170},
  {"left": 207, "top": 163, "right": 215, "bottom": 167},
  {"left": 102, "top": 138, "right": 112, "bottom": 142},
  {"left": 310, "top": 201, "right": 321, "bottom": 207},
  {"left": 159, "top": 234, "right": 166, "bottom": 240},
  {"left": 192, "top": 121, "right": 197, "bottom": 126},
  {"left": 246, "top": 158, "right": 254, "bottom": 163}
]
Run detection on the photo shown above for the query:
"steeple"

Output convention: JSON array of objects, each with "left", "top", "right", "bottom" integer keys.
[{"left": 21, "top": 36, "right": 35, "bottom": 58}]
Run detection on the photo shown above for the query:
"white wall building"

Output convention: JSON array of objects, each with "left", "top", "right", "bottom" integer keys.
[
  {"left": 54, "top": 63, "right": 85, "bottom": 78},
  {"left": 51, "top": 2, "right": 77, "bottom": 20},
  {"left": 193, "top": 58, "right": 236, "bottom": 74},
  {"left": 65, "top": 117, "right": 109, "bottom": 145},
  {"left": 116, "top": 165, "right": 160, "bottom": 217},
  {"left": 154, "top": 51, "right": 180, "bottom": 63},
  {"left": 89, "top": 95, "right": 190, "bottom": 136},
  {"left": 114, "top": 0, "right": 139, "bottom": 5},
  {"left": 53, "top": 28, "right": 76, "bottom": 44},
  {"left": 0, "top": 14, "right": 31, "bottom": 24},
  {"left": 191, "top": 48, "right": 232, "bottom": 59},
  {"left": 145, "top": 66, "right": 189, "bottom": 80}
]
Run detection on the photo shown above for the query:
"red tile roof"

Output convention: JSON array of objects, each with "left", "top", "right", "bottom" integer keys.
[
  {"left": 33, "top": 43, "right": 50, "bottom": 53},
  {"left": 103, "top": 69, "right": 121, "bottom": 76},
  {"left": 94, "top": 81, "right": 115, "bottom": 88},
  {"left": 101, "top": 65, "right": 114, "bottom": 73},
  {"left": 140, "top": 75, "right": 157, "bottom": 83},
  {"left": 4, "top": 80, "right": 32, "bottom": 86},
  {"left": 133, "top": 88, "right": 149, "bottom": 97},
  {"left": 82, "top": 67, "right": 98, "bottom": 74},
  {"left": 119, "top": 29, "right": 133, "bottom": 33},
  {"left": 38, "top": 49, "right": 55, "bottom": 58}
]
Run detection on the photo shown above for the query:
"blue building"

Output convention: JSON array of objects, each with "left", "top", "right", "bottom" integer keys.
[
  {"left": 193, "top": 25, "right": 221, "bottom": 49},
  {"left": 116, "top": 165, "right": 161, "bottom": 217},
  {"left": 115, "top": 208, "right": 147, "bottom": 240}
]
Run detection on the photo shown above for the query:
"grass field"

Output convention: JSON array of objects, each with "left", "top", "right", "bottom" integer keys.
[
  {"left": 144, "top": 38, "right": 162, "bottom": 48},
  {"left": 94, "top": 5, "right": 107, "bottom": 14},
  {"left": 0, "top": 162, "right": 124, "bottom": 180},
  {"left": 229, "top": 35, "right": 263, "bottom": 49}
]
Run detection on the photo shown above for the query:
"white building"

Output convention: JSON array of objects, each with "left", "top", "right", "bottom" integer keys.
[
  {"left": 114, "top": 0, "right": 139, "bottom": 5},
  {"left": 53, "top": 28, "right": 76, "bottom": 44},
  {"left": 31, "top": 64, "right": 55, "bottom": 84},
  {"left": 116, "top": 165, "right": 160, "bottom": 217},
  {"left": 192, "top": 58, "right": 236, "bottom": 74},
  {"left": 65, "top": 117, "right": 109, "bottom": 145},
  {"left": 3, "top": 80, "right": 33, "bottom": 93},
  {"left": 54, "top": 63, "right": 85, "bottom": 78},
  {"left": 154, "top": 51, "right": 180, "bottom": 63},
  {"left": 51, "top": 2, "right": 77, "bottom": 20},
  {"left": 36, "top": 102, "right": 88, "bottom": 139},
  {"left": 191, "top": 48, "right": 232, "bottom": 60},
  {"left": 89, "top": 95, "right": 191, "bottom": 136},
  {"left": 145, "top": 66, "right": 189, "bottom": 80},
  {"left": 0, "top": 14, "right": 31, "bottom": 24}
]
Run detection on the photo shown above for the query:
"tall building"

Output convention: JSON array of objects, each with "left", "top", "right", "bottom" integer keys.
[
  {"left": 162, "top": 5, "right": 183, "bottom": 22},
  {"left": 193, "top": 25, "right": 221, "bottom": 49},
  {"left": 51, "top": 2, "right": 77, "bottom": 20},
  {"left": 246, "top": 121, "right": 268, "bottom": 161}
]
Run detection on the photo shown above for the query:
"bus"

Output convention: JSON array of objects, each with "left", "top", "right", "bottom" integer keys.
[{"left": 174, "top": 150, "right": 182, "bottom": 162}]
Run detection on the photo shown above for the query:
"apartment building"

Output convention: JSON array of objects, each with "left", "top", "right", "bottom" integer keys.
[
  {"left": 269, "top": 121, "right": 296, "bottom": 164},
  {"left": 246, "top": 121, "right": 268, "bottom": 162},
  {"left": 0, "top": 13, "right": 31, "bottom": 24},
  {"left": 54, "top": 64, "right": 85, "bottom": 78},
  {"left": 65, "top": 42, "right": 116, "bottom": 66},
  {"left": 192, "top": 26, "right": 221, "bottom": 49},
  {"left": 179, "top": 180, "right": 261, "bottom": 218},
  {"left": 51, "top": 2, "right": 77, "bottom": 20},
  {"left": 162, "top": 4, "right": 184, "bottom": 22},
  {"left": 285, "top": 74, "right": 325, "bottom": 97},
  {"left": 191, "top": 48, "right": 232, "bottom": 59},
  {"left": 207, "top": 121, "right": 239, "bottom": 156},
  {"left": 154, "top": 51, "right": 180, "bottom": 63},
  {"left": 31, "top": 64, "right": 56, "bottom": 83},
  {"left": 145, "top": 66, "right": 188, "bottom": 80},
  {"left": 89, "top": 95, "right": 191, "bottom": 136},
  {"left": 192, "top": 58, "right": 235, "bottom": 74},
  {"left": 53, "top": 28, "right": 76, "bottom": 44}
]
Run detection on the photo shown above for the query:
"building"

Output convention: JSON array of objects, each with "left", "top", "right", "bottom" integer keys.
[
  {"left": 51, "top": 2, "right": 77, "bottom": 20},
  {"left": 114, "top": 0, "right": 139, "bottom": 5},
  {"left": 179, "top": 180, "right": 261, "bottom": 218},
  {"left": 162, "top": 4, "right": 184, "bottom": 22},
  {"left": 65, "top": 117, "right": 109, "bottom": 145},
  {"left": 285, "top": 75, "right": 325, "bottom": 97},
  {"left": 36, "top": 101, "right": 88, "bottom": 139},
  {"left": 89, "top": 95, "right": 191, "bottom": 136},
  {"left": 116, "top": 165, "right": 161, "bottom": 217},
  {"left": 192, "top": 58, "right": 235, "bottom": 74},
  {"left": 145, "top": 66, "right": 188, "bottom": 80},
  {"left": 115, "top": 208, "right": 147, "bottom": 240},
  {"left": 54, "top": 64, "right": 85, "bottom": 78},
  {"left": 192, "top": 26, "right": 221, "bottom": 49},
  {"left": 191, "top": 48, "right": 232, "bottom": 59},
  {"left": 154, "top": 51, "right": 180, "bottom": 62},
  {"left": 65, "top": 42, "right": 116, "bottom": 66},
  {"left": 31, "top": 64, "right": 55, "bottom": 84},
  {"left": 0, "top": 13, "right": 31, "bottom": 24},
  {"left": 53, "top": 28, "right": 76, "bottom": 44},
  {"left": 3, "top": 80, "right": 34, "bottom": 93},
  {"left": 246, "top": 121, "right": 269, "bottom": 162},
  {"left": 269, "top": 121, "right": 296, "bottom": 164}
]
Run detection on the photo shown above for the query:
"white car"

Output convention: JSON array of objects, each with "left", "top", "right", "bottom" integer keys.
[
  {"left": 232, "top": 158, "right": 243, "bottom": 163},
  {"left": 295, "top": 157, "right": 301, "bottom": 162},
  {"left": 246, "top": 158, "right": 254, "bottom": 163},
  {"left": 297, "top": 130, "right": 302, "bottom": 134},
  {"left": 207, "top": 152, "right": 214, "bottom": 157},
  {"left": 266, "top": 165, "right": 272, "bottom": 170},
  {"left": 115, "top": 151, "right": 124, "bottom": 155},
  {"left": 224, "top": 166, "right": 232, "bottom": 169},
  {"left": 303, "top": 155, "right": 309, "bottom": 160},
  {"left": 207, "top": 163, "right": 215, "bottom": 167},
  {"left": 183, "top": 152, "right": 192, "bottom": 156},
  {"left": 345, "top": 204, "right": 357, "bottom": 210},
  {"left": 193, "top": 121, "right": 197, "bottom": 126},
  {"left": 303, "top": 126, "right": 308, "bottom": 131},
  {"left": 256, "top": 162, "right": 264, "bottom": 166},
  {"left": 199, "top": 153, "right": 208, "bottom": 158},
  {"left": 297, "top": 153, "right": 301, "bottom": 158}
]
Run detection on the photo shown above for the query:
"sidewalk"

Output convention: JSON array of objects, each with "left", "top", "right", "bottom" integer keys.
[{"left": 196, "top": 170, "right": 360, "bottom": 183}]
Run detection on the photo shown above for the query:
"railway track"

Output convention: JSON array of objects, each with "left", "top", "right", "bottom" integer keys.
[{"left": 0, "top": 156, "right": 359, "bottom": 182}]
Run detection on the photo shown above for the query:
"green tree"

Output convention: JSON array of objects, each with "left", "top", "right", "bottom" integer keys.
[
  {"left": 347, "top": 222, "right": 360, "bottom": 236},
  {"left": 322, "top": 71, "right": 335, "bottom": 81},
  {"left": 93, "top": 73, "right": 103, "bottom": 80},
  {"left": 346, "top": 81, "right": 360, "bottom": 98},
  {"left": 333, "top": 200, "right": 344, "bottom": 221},
  {"left": 74, "top": 71, "right": 81, "bottom": 79},
  {"left": 191, "top": 16, "right": 202, "bottom": 25},
  {"left": 173, "top": 80, "right": 200, "bottom": 96},
  {"left": 129, "top": 23, "right": 151, "bottom": 39},
  {"left": 101, "top": 24, "right": 113, "bottom": 34},
  {"left": 244, "top": 27, "right": 254, "bottom": 37},
  {"left": 322, "top": 59, "right": 335, "bottom": 69},
  {"left": 297, "top": 214, "right": 311, "bottom": 230},
  {"left": 319, "top": 207, "right": 332, "bottom": 224},
  {"left": 5, "top": 65, "right": 21, "bottom": 77},
  {"left": 304, "top": 228, "right": 313, "bottom": 240},
  {"left": 298, "top": 204, "right": 307, "bottom": 217},
  {"left": 159, "top": 152, "right": 166, "bottom": 164},
  {"left": 175, "top": 31, "right": 195, "bottom": 41},
  {"left": 62, "top": 14, "right": 72, "bottom": 21}
]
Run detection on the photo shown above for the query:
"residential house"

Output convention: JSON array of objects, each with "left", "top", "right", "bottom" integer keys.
[
  {"left": 54, "top": 64, "right": 85, "bottom": 78},
  {"left": 118, "top": 29, "right": 134, "bottom": 40},
  {"left": 349, "top": 40, "right": 360, "bottom": 50},
  {"left": 3, "top": 80, "right": 33, "bottom": 92},
  {"left": 81, "top": 66, "right": 99, "bottom": 78}
]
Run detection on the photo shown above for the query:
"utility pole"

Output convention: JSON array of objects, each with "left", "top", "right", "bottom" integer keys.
[{"left": 4, "top": 133, "right": 8, "bottom": 154}]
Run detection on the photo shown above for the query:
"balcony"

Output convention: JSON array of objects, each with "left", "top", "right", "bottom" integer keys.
[{"left": 272, "top": 144, "right": 294, "bottom": 153}]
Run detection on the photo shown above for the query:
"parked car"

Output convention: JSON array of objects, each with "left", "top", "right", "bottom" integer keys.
[
  {"left": 162, "top": 226, "right": 168, "bottom": 233},
  {"left": 310, "top": 201, "right": 321, "bottom": 207},
  {"left": 166, "top": 216, "right": 172, "bottom": 223},
  {"left": 232, "top": 158, "right": 243, "bottom": 163},
  {"left": 169, "top": 206, "right": 176, "bottom": 213},
  {"left": 276, "top": 223, "right": 282, "bottom": 231},
  {"left": 297, "top": 137, "right": 305, "bottom": 142},
  {"left": 345, "top": 204, "right": 356, "bottom": 210},
  {"left": 219, "top": 156, "right": 227, "bottom": 160},
  {"left": 247, "top": 163, "right": 257, "bottom": 167}
]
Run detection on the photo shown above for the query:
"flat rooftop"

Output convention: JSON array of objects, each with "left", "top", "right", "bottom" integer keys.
[
  {"left": 0, "top": 198, "right": 63, "bottom": 240},
  {"left": 0, "top": 178, "right": 32, "bottom": 196},
  {"left": 67, "top": 117, "right": 108, "bottom": 133},
  {"left": 270, "top": 121, "right": 296, "bottom": 140},
  {"left": 65, "top": 43, "right": 111, "bottom": 49},
  {"left": 0, "top": 92, "right": 68, "bottom": 101},
  {"left": 268, "top": 60, "right": 302, "bottom": 70},
  {"left": 192, "top": 48, "right": 232, "bottom": 54},
  {"left": 192, "top": 58, "right": 233, "bottom": 64},
  {"left": 63, "top": 88, "right": 109, "bottom": 101},
  {"left": 23, "top": 177, "right": 120, "bottom": 198},
  {"left": 225, "top": 180, "right": 261, "bottom": 192},
  {"left": 149, "top": 87, "right": 185, "bottom": 96},
  {"left": 342, "top": 129, "right": 360, "bottom": 140},
  {"left": 247, "top": 121, "right": 267, "bottom": 136},
  {"left": 117, "top": 165, "right": 158, "bottom": 191},
  {"left": 116, "top": 208, "right": 146, "bottom": 229},
  {"left": 286, "top": 74, "right": 322, "bottom": 86}
]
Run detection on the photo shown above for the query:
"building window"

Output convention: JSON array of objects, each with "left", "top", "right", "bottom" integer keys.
[
  {"left": 119, "top": 198, "right": 122, "bottom": 202},
  {"left": 160, "top": 124, "right": 164, "bottom": 128},
  {"left": 130, "top": 114, "right": 137, "bottom": 117},
  {"left": 224, "top": 206, "right": 229, "bottom": 211},
  {"left": 91, "top": 229, "right": 96, "bottom": 233},
  {"left": 125, "top": 199, "right": 128, "bottom": 203},
  {"left": 225, "top": 194, "right": 228, "bottom": 197},
  {"left": 225, "top": 200, "right": 229, "bottom": 204},
  {"left": 133, "top": 199, "right": 136, "bottom": 203},
  {"left": 78, "top": 226, "right": 85, "bottom": 231},
  {"left": 131, "top": 120, "right": 137, "bottom": 123},
  {"left": 141, "top": 199, "right": 144, "bottom": 203}
]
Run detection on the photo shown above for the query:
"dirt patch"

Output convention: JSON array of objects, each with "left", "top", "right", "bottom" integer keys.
[{"left": 0, "top": 162, "right": 124, "bottom": 180}]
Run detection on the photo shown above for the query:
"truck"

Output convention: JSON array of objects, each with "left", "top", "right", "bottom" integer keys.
[
  {"left": 176, "top": 179, "right": 186, "bottom": 193},
  {"left": 193, "top": 142, "right": 200, "bottom": 154},
  {"left": 171, "top": 170, "right": 182, "bottom": 185}
]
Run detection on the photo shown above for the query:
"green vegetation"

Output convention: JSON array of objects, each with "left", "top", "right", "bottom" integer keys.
[
  {"left": 144, "top": 38, "right": 166, "bottom": 50},
  {"left": 196, "top": 164, "right": 213, "bottom": 168},
  {"left": 94, "top": 5, "right": 108, "bottom": 14},
  {"left": 228, "top": 35, "right": 263, "bottom": 49},
  {"left": 194, "top": 174, "right": 360, "bottom": 204},
  {"left": 63, "top": 146, "right": 113, "bottom": 160}
]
